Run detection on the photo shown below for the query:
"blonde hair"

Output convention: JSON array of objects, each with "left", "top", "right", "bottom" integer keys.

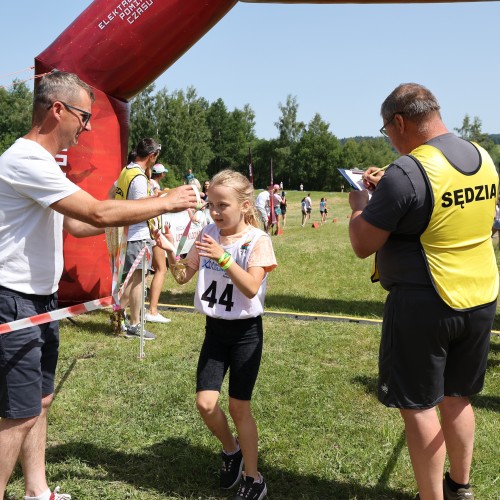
[{"left": 210, "top": 169, "right": 259, "bottom": 228}]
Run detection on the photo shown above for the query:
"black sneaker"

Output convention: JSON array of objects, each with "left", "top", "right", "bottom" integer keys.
[
  {"left": 232, "top": 475, "right": 267, "bottom": 500},
  {"left": 444, "top": 478, "right": 474, "bottom": 499},
  {"left": 125, "top": 324, "right": 156, "bottom": 340},
  {"left": 220, "top": 448, "right": 244, "bottom": 489}
]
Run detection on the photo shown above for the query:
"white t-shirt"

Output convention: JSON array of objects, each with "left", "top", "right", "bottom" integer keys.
[
  {"left": 255, "top": 190, "right": 270, "bottom": 211},
  {"left": 125, "top": 166, "right": 151, "bottom": 242},
  {"left": 0, "top": 138, "right": 80, "bottom": 294},
  {"left": 112, "top": 166, "right": 153, "bottom": 241}
]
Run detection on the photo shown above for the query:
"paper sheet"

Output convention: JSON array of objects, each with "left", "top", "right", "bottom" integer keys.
[{"left": 337, "top": 168, "right": 366, "bottom": 191}]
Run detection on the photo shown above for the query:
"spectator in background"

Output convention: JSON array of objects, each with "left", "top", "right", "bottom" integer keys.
[
  {"left": 201, "top": 180, "right": 210, "bottom": 202},
  {"left": 184, "top": 168, "right": 195, "bottom": 185},
  {"left": 115, "top": 138, "right": 163, "bottom": 339},
  {"left": 255, "top": 187, "right": 271, "bottom": 233},
  {"left": 305, "top": 193, "right": 312, "bottom": 223},
  {"left": 320, "top": 197, "right": 327, "bottom": 224},
  {"left": 146, "top": 163, "right": 171, "bottom": 324},
  {"left": 150, "top": 163, "right": 169, "bottom": 196},
  {"left": 271, "top": 184, "right": 282, "bottom": 236},
  {"left": 301, "top": 197, "right": 308, "bottom": 227},
  {"left": 280, "top": 191, "right": 288, "bottom": 228}
]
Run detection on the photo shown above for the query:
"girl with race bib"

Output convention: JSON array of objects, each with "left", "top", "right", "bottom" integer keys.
[{"left": 160, "top": 169, "right": 276, "bottom": 500}]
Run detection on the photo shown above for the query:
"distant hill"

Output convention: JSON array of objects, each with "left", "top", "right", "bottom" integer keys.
[
  {"left": 489, "top": 134, "right": 500, "bottom": 144},
  {"left": 339, "top": 136, "right": 375, "bottom": 144}
]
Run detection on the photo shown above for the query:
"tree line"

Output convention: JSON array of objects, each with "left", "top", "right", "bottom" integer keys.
[{"left": 1, "top": 81, "right": 498, "bottom": 191}]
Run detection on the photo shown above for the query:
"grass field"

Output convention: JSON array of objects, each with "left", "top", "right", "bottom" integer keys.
[{"left": 5, "top": 191, "right": 499, "bottom": 499}]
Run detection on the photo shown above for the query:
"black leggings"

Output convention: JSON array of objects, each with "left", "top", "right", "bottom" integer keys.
[{"left": 196, "top": 316, "right": 263, "bottom": 400}]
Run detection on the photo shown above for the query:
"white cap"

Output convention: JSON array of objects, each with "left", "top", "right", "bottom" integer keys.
[{"left": 152, "top": 164, "right": 167, "bottom": 174}]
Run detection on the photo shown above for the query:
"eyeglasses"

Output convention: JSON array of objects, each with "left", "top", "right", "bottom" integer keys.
[
  {"left": 49, "top": 101, "right": 92, "bottom": 127},
  {"left": 379, "top": 112, "right": 404, "bottom": 137}
]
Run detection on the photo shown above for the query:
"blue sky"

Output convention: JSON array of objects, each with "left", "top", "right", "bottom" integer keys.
[{"left": 1, "top": 1, "right": 498, "bottom": 139}]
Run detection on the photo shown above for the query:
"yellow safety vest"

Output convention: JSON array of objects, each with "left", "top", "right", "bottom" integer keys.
[
  {"left": 416, "top": 143, "right": 498, "bottom": 310},
  {"left": 372, "top": 143, "right": 498, "bottom": 310},
  {"left": 115, "top": 163, "right": 160, "bottom": 238}
]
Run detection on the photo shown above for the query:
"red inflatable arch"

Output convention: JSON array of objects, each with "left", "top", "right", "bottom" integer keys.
[
  {"left": 34, "top": 0, "right": 472, "bottom": 304},
  {"left": 36, "top": 0, "right": 240, "bottom": 304}
]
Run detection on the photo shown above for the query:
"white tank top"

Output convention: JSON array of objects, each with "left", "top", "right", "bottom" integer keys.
[{"left": 194, "top": 224, "right": 269, "bottom": 319}]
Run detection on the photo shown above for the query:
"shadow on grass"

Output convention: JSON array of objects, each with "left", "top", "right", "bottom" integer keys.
[
  {"left": 488, "top": 341, "right": 500, "bottom": 354},
  {"left": 470, "top": 394, "right": 500, "bottom": 412},
  {"left": 60, "top": 316, "right": 120, "bottom": 337},
  {"left": 40, "top": 438, "right": 414, "bottom": 500},
  {"left": 486, "top": 356, "right": 498, "bottom": 371},
  {"left": 352, "top": 375, "right": 378, "bottom": 399}
]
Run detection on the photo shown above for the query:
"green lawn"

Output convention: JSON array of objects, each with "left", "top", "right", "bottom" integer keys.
[{"left": 5, "top": 191, "right": 499, "bottom": 499}]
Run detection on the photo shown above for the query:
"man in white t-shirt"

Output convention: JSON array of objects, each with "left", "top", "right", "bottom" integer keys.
[
  {"left": 255, "top": 188, "right": 271, "bottom": 233},
  {"left": 146, "top": 163, "right": 171, "bottom": 324},
  {"left": 0, "top": 71, "right": 198, "bottom": 500}
]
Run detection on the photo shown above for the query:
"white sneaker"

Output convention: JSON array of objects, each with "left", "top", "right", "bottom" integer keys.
[
  {"left": 50, "top": 486, "right": 71, "bottom": 499},
  {"left": 145, "top": 312, "right": 171, "bottom": 323}
]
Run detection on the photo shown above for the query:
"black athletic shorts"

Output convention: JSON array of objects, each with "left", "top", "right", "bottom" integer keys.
[
  {"left": 196, "top": 315, "right": 263, "bottom": 401},
  {"left": 378, "top": 286, "right": 495, "bottom": 409},
  {"left": 0, "top": 286, "right": 59, "bottom": 418}
]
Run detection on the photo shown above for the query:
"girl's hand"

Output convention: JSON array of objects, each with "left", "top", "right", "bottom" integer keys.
[
  {"left": 195, "top": 233, "right": 224, "bottom": 261},
  {"left": 154, "top": 225, "right": 175, "bottom": 252}
]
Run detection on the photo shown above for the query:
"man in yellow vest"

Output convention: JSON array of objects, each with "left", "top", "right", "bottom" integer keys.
[
  {"left": 349, "top": 83, "right": 498, "bottom": 500},
  {"left": 115, "top": 138, "right": 162, "bottom": 340}
]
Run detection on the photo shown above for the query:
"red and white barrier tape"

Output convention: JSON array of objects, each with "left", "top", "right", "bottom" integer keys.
[
  {"left": 0, "top": 186, "right": 200, "bottom": 335},
  {"left": 0, "top": 296, "right": 114, "bottom": 335},
  {"left": 0, "top": 244, "right": 150, "bottom": 335}
]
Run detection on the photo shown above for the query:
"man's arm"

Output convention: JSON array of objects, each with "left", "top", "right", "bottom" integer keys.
[
  {"left": 51, "top": 184, "right": 197, "bottom": 228},
  {"left": 63, "top": 217, "right": 105, "bottom": 237},
  {"left": 349, "top": 190, "right": 390, "bottom": 258}
]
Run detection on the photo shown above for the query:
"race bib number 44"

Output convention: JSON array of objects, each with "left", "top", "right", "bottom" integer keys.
[{"left": 201, "top": 281, "right": 234, "bottom": 311}]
